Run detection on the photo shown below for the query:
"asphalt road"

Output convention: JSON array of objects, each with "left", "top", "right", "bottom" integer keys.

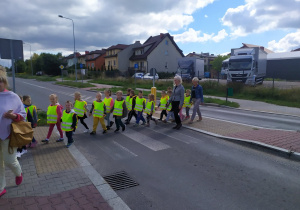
[{"left": 7, "top": 77, "right": 300, "bottom": 210}]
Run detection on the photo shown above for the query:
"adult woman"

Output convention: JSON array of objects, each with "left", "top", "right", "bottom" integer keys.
[
  {"left": 168, "top": 75, "right": 185, "bottom": 130},
  {"left": 188, "top": 77, "right": 204, "bottom": 124},
  {"left": 0, "top": 68, "right": 26, "bottom": 197}
]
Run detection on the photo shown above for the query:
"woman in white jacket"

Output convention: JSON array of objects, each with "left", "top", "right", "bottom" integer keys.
[{"left": 0, "top": 68, "right": 26, "bottom": 197}]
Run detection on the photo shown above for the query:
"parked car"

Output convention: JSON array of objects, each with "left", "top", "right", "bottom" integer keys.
[
  {"left": 143, "top": 73, "right": 159, "bottom": 80},
  {"left": 36, "top": 71, "right": 43, "bottom": 76},
  {"left": 132, "top": 72, "right": 144, "bottom": 79}
]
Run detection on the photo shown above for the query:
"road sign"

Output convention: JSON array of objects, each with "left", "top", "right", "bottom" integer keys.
[
  {"left": 134, "top": 64, "right": 138, "bottom": 69},
  {"left": 80, "top": 63, "right": 83, "bottom": 69},
  {"left": 150, "top": 68, "right": 156, "bottom": 76},
  {"left": 59, "top": 65, "right": 64, "bottom": 70}
]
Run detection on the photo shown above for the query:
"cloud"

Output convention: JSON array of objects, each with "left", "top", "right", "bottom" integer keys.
[
  {"left": 0, "top": 0, "right": 216, "bottom": 59},
  {"left": 222, "top": 0, "right": 300, "bottom": 37},
  {"left": 173, "top": 28, "right": 228, "bottom": 43},
  {"left": 267, "top": 30, "right": 300, "bottom": 52},
  {"left": 204, "top": 15, "right": 208, "bottom": 18}
]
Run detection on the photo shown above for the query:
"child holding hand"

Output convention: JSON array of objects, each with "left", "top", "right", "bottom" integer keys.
[
  {"left": 110, "top": 91, "right": 127, "bottom": 132},
  {"left": 144, "top": 94, "right": 157, "bottom": 127},
  {"left": 61, "top": 101, "right": 77, "bottom": 148},
  {"left": 103, "top": 89, "right": 114, "bottom": 130},
  {"left": 157, "top": 90, "right": 169, "bottom": 121},
  {"left": 42, "top": 94, "right": 64, "bottom": 143},
  {"left": 183, "top": 89, "right": 192, "bottom": 120},
  {"left": 89, "top": 92, "right": 107, "bottom": 135},
  {"left": 74, "top": 92, "right": 90, "bottom": 133},
  {"left": 134, "top": 90, "right": 146, "bottom": 126}
]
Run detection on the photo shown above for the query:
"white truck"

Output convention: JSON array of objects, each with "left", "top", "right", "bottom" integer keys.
[
  {"left": 227, "top": 47, "right": 267, "bottom": 85},
  {"left": 176, "top": 57, "right": 204, "bottom": 81}
]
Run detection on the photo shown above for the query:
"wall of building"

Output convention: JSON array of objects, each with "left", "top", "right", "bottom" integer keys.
[
  {"left": 118, "top": 41, "right": 141, "bottom": 72},
  {"left": 147, "top": 36, "right": 183, "bottom": 73}
]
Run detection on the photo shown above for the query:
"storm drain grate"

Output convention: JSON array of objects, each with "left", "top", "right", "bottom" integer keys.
[{"left": 103, "top": 171, "right": 139, "bottom": 191}]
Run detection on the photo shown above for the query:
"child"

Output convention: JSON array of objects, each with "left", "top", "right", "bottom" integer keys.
[
  {"left": 144, "top": 94, "right": 157, "bottom": 127},
  {"left": 23, "top": 95, "right": 38, "bottom": 147},
  {"left": 42, "top": 94, "right": 64, "bottom": 143},
  {"left": 125, "top": 90, "right": 137, "bottom": 124},
  {"left": 74, "top": 92, "right": 90, "bottom": 133},
  {"left": 103, "top": 89, "right": 114, "bottom": 130},
  {"left": 89, "top": 92, "right": 107, "bottom": 135},
  {"left": 183, "top": 89, "right": 192, "bottom": 120},
  {"left": 110, "top": 91, "right": 127, "bottom": 132},
  {"left": 164, "top": 90, "right": 174, "bottom": 123},
  {"left": 157, "top": 90, "right": 169, "bottom": 121},
  {"left": 61, "top": 101, "right": 78, "bottom": 148},
  {"left": 134, "top": 90, "right": 146, "bottom": 126},
  {"left": 125, "top": 88, "right": 132, "bottom": 109}
]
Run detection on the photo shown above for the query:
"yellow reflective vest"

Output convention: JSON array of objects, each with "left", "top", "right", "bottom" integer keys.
[
  {"left": 61, "top": 110, "right": 77, "bottom": 131},
  {"left": 145, "top": 101, "right": 154, "bottom": 115},
  {"left": 127, "top": 96, "right": 136, "bottom": 111},
  {"left": 159, "top": 96, "right": 168, "bottom": 110},
  {"left": 167, "top": 102, "right": 172, "bottom": 111},
  {"left": 183, "top": 94, "right": 191, "bottom": 108},
  {"left": 103, "top": 97, "right": 113, "bottom": 113},
  {"left": 125, "top": 95, "right": 131, "bottom": 109},
  {"left": 93, "top": 101, "right": 105, "bottom": 118},
  {"left": 113, "top": 100, "right": 124, "bottom": 116},
  {"left": 134, "top": 97, "right": 145, "bottom": 112},
  {"left": 74, "top": 100, "right": 86, "bottom": 117},
  {"left": 47, "top": 105, "right": 58, "bottom": 124}
]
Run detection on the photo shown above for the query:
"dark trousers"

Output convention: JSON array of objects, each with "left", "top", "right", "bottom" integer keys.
[
  {"left": 136, "top": 111, "right": 146, "bottom": 124},
  {"left": 171, "top": 101, "right": 181, "bottom": 125},
  {"left": 115, "top": 117, "right": 125, "bottom": 129},
  {"left": 147, "top": 114, "right": 156, "bottom": 124},
  {"left": 66, "top": 131, "right": 73, "bottom": 144},
  {"left": 160, "top": 110, "right": 167, "bottom": 120},
  {"left": 185, "top": 107, "right": 190, "bottom": 117},
  {"left": 127, "top": 110, "right": 137, "bottom": 122},
  {"left": 78, "top": 116, "right": 89, "bottom": 129}
]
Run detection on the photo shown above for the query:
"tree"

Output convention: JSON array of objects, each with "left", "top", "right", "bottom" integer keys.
[{"left": 210, "top": 55, "right": 230, "bottom": 82}]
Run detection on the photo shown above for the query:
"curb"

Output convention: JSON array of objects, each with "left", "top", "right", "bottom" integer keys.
[{"left": 183, "top": 124, "right": 300, "bottom": 161}]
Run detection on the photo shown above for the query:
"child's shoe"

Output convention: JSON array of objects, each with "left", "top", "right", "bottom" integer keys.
[
  {"left": 141, "top": 122, "right": 146, "bottom": 125},
  {"left": 83, "top": 129, "right": 90, "bottom": 133},
  {"left": 110, "top": 121, "right": 114, "bottom": 127},
  {"left": 41, "top": 139, "right": 49, "bottom": 143},
  {"left": 90, "top": 131, "right": 96, "bottom": 135},
  {"left": 163, "top": 119, "right": 167, "bottom": 123},
  {"left": 133, "top": 123, "right": 139, "bottom": 127},
  {"left": 0, "top": 189, "right": 6, "bottom": 197},
  {"left": 185, "top": 116, "right": 190, "bottom": 120},
  {"left": 114, "top": 128, "right": 120, "bottom": 133},
  {"left": 56, "top": 138, "right": 64, "bottom": 142},
  {"left": 20, "top": 149, "right": 27, "bottom": 156},
  {"left": 102, "top": 130, "right": 107, "bottom": 134},
  {"left": 122, "top": 126, "right": 126, "bottom": 132},
  {"left": 66, "top": 142, "right": 73, "bottom": 148},
  {"left": 16, "top": 151, "right": 21, "bottom": 158},
  {"left": 16, "top": 173, "right": 23, "bottom": 185}
]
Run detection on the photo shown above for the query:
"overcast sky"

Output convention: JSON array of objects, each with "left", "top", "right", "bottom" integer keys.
[{"left": 1, "top": 0, "right": 300, "bottom": 66}]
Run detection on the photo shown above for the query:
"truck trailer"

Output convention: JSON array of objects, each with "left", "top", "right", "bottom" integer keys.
[
  {"left": 176, "top": 57, "right": 204, "bottom": 81},
  {"left": 227, "top": 47, "right": 267, "bottom": 85}
]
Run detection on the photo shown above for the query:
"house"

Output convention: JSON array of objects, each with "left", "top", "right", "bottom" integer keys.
[
  {"left": 129, "top": 33, "right": 184, "bottom": 73},
  {"left": 104, "top": 44, "right": 130, "bottom": 70},
  {"left": 186, "top": 52, "right": 216, "bottom": 72},
  {"left": 86, "top": 49, "right": 106, "bottom": 70},
  {"left": 77, "top": 51, "right": 89, "bottom": 67},
  {"left": 65, "top": 52, "right": 81, "bottom": 67}
]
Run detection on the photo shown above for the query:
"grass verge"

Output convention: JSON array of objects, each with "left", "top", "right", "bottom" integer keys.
[
  {"left": 55, "top": 81, "right": 96, "bottom": 88},
  {"left": 204, "top": 97, "right": 240, "bottom": 108},
  {"left": 37, "top": 110, "right": 47, "bottom": 126}
]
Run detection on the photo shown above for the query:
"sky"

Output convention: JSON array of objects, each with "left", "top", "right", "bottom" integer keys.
[{"left": 1, "top": 0, "right": 300, "bottom": 67}]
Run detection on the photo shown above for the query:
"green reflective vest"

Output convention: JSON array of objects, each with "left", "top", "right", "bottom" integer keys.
[
  {"left": 61, "top": 110, "right": 77, "bottom": 131},
  {"left": 134, "top": 97, "right": 145, "bottom": 112},
  {"left": 113, "top": 100, "right": 124, "bottom": 116},
  {"left": 127, "top": 96, "right": 136, "bottom": 111},
  {"left": 125, "top": 95, "right": 130, "bottom": 109},
  {"left": 93, "top": 101, "right": 105, "bottom": 118},
  {"left": 145, "top": 101, "right": 154, "bottom": 115},
  {"left": 74, "top": 100, "right": 86, "bottom": 117},
  {"left": 167, "top": 102, "right": 172, "bottom": 111},
  {"left": 103, "top": 97, "right": 113, "bottom": 113},
  {"left": 183, "top": 95, "right": 191, "bottom": 108},
  {"left": 47, "top": 105, "right": 58, "bottom": 124},
  {"left": 160, "top": 97, "right": 168, "bottom": 110}
]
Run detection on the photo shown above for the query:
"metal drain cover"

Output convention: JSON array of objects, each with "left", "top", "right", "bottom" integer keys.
[{"left": 103, "top": 171, "right": 139, "bottom": 191}]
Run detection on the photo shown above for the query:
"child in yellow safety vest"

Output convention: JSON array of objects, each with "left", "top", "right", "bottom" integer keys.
[
  {"left": 125, "top": 88, "right": 132, "bottom": 109},
  {"left": 145, "top": 94, "right": 157, "bottom": 127},
  {"left": 89, "top": 92, "right": 107, "bottom": 135},
  {"left": 134, "top": 90, "right": 146, "bottom": 126},
  {"left": 110, "top": 91, "right": 127, "bottom": 132},
  {"left": 125, "top": 90, "right": 137, "bottom": 124},
  {"left": 103, "top": 89, "right": 114, "bottom": 130},
  {"left": 164, "top": 90, "right": 174, "bottom": 123},
  {"left": 74, "top": 92, "right": 90, "bottom": 133},
  {"left": 23, "top": 95, "right": 38, "bottom": 148},
  {"left": 61, "top": 101, "right": 78, "bottom": 148},
  {"left": 42, "top": 94, "right": 64, "bottom": 143},
  {"left": 157, "top": 90, "right": 169, "bottom": 121},
  {"left": 183, "top": 89, "right": 192, "bottom": 120}
]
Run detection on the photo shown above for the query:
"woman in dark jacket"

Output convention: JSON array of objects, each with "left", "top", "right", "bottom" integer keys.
[
  {"left": 188, "top": 77, "right": 204, "bottom": 124},
  {"left": 168, "top": 76, "right": 185, "bottom": 130}
]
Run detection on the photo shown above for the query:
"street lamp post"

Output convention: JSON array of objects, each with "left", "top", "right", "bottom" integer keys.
[
  {"left": 58, "top": 15, "right": 77, "bottom": 82},
  {"left": 23, "top": 42, "right": 33, "bottom": 76}
]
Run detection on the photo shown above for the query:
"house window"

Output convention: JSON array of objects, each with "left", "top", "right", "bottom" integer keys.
[
  {"left": 165, "top": 40, "right": 168, "bottom": 45},
  {"left": 113, "top": 60, "right": 116, "bottom": 66},
  {"left": 92, "top": 63, "right": 94, "bottom": 68},
  {"left": 140, "top": 62, "right": 144, "bottom": 69},
  {"left": 108, "top": 61, "right": 111, "bottom": 66}
]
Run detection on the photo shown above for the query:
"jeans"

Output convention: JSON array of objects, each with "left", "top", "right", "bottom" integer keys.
[
  {"left": 65, "top": 131, "right": 73, "bottom": 144},
  {"left": 115, "top": 117, "right": 125, "bottom": 130},
  {"left": 136, "top": 111, "right": 146, "bottom": 124}
]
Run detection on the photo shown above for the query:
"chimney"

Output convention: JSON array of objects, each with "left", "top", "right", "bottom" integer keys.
[
  {"left": 160, "top": 33, "right": 164, "bottom": 38},
  {"left": 260, "top": 46, "right": 264, "bottom": 50},
  {"left": 85, "top": 51, "right": 89, "bottom": 54}
]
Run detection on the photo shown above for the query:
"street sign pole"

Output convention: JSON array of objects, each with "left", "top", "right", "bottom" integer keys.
[
  {"left": 10, "top": 40, "right": 16, "bottom": 92},
  {"left": 59, "top": 65, "right": 64, "bottom": 82}
]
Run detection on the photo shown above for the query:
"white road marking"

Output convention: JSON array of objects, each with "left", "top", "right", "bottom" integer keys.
[
  {"left": 123, "top": 128, "right": 170, "bottom": 151},
  {"left": 113, "top": 141, "right": 138, "bottom": 157}
]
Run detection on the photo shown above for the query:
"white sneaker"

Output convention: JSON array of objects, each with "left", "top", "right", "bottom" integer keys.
[
  {"left": 83, "top": 129, "right": 89, "bottom": 133},
  {"left": 20, "top": 149, "right": 27, "bottom": 156},
  {"left": 16, "top": 152, "right": 21, "bottom": 158}
]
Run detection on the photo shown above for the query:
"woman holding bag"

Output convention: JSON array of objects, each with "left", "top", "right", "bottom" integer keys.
[{"left": 0, "top": 68, "right": 26, "bottom": 197}]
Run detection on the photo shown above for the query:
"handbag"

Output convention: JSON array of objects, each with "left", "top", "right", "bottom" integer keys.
[{"left": 9, "top": 121, "right": 33, "bottom": 153}]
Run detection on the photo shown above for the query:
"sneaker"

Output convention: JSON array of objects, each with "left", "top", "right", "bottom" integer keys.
[
  {"left": 56, "top": 138, "right": 64, "bottom": 142},
  {"left": 114, "top": 128, "right": 120, "bottom": 133},
  {"left": 20, "top": 149, "right": 27, "bottom": 156},
  {"left": 102, "top": 130, "right": 107, "bottom": 134},
  {"left": 197, "top": 117, "right": 202, "bottom": 121},
  {"left": 145, "top": 123, "right": 150, "bottom": 127},
  {"left": 110, "top": 121, "right": 114, "bottom": 127},
  {"left": 107, "top": 126, "right": 111, "bottom": 130},
  {"left": 158, "top": 119, "right": 162, "bottom": 121},
  {"left": 141, "top": 122, "right": 146, "bottom": 125},
  {"left": 133, "top": 123, "right": 139, "bottom": 127},
  {"left": 0, "top": 189, "right": 6, "bottom": 197},
  {"left": 66, "top": 142, "right": 73, "bottom": 148},
  {"left": 125, "top": 121, "right": 130, "bottom": 125},
  {"left": 16, "top": 152, "right": 21, "bottom": 158},
  {"left": 83, "top": 129, "right": 90, "bottom": 133},
  {"left": 16, "top": 173, "right": 23, "bottom": 186},
  {"left": 29, "top": 141, "right": 38, "bottom": 148},
  {"left": 90, "top": 131, "right": 96, "bottom": 135},
  {"left": 185, "top": 116, "right": 190, "bottom": 119},
  {"left": 122, "top": 126, "right": 126, "bottom": 132},
  {"left": 162, "top": 119, "right": 167, "bottom": 123},
  {"left": 41, "top": 139, "right": 49, "bottom": 144}
]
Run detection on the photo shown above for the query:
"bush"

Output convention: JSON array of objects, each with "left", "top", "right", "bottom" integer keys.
[{"left": 158, "top": 72, "right": 175, "bottom": 79}]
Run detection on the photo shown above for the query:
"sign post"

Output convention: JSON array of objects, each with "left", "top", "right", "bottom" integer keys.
[
  {"left": 134, "top": 63, "right": 138, "bottom": 89},
  {"left": 59, "top": 65, "right": 64, "bottom": 82},
  {"left": 226, "top": 87, "right": 233, "bottom": 102},
  {"left": 80, "top": 63, "right": 83, "bottom": 83}
]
